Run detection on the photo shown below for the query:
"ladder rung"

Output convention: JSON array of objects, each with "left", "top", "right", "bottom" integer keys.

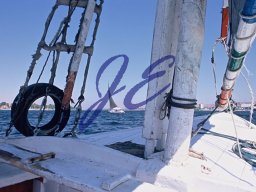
[
  {"left": 57, "top": 0, "right": 101, "bottom": 14},
  {"left": 41, "top": 42, "right": 93, "bottom": 55}
]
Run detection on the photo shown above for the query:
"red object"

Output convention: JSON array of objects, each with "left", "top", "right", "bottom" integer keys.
[
  {"left": 219, "top": 87, "right": 232, "bottom": 106},
  {"left": 221, "top": 7, "right": 229, "bottom": 41},
  {"left": 62, "top": 71, "right": 77, "bottom": 110}
]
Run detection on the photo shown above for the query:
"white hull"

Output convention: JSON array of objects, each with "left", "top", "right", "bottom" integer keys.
[
  {"left": 0, "top": 112, "right": 256, "bottom": 192},
  {"left": 108, "top": 107, "right": 125, "bottom": 114}
]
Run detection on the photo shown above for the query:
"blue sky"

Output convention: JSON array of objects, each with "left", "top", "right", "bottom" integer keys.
[{"left": 0, "top": 0, "right": 255, "bottom": 108}]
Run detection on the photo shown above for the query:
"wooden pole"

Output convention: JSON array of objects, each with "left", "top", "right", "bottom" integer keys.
[
  {"left": 163, "top": 0, "right": 207, "bottom": 164},
  {"left": 143, "top": 0, "right": 181, "bottom": 158},
  {"left": 61, "top": 0, "right": 95, "bottom": 109}
]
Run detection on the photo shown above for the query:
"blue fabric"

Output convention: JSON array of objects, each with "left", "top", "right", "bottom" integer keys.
[{"left": 242, "top": 0, "right": 256, "bottom": 23}]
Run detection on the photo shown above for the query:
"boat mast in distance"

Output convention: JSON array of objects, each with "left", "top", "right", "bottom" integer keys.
[{"left": 108, "top": 86, "right": 125, "bottom": 113}]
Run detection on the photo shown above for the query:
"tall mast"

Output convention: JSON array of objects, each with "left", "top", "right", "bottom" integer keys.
[
  {"left": 163, "top": 0, "right": 207, "bottom": 163},
  {"left": 218, "top": 0, "right": 256, "bottom": 108},
  {"left": 143, "top": 0, "right": 181, "bottom": 158}
]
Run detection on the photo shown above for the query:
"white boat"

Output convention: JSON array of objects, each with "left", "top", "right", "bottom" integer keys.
[
  {"left": 108, "top": 88, "right": 125, "bottom": 114},
  {"left": 1, "top": 0, "right": 256, "bottom": 191},
  {"left": 109, "top": 107, "right": 125, "bottom": 114}
]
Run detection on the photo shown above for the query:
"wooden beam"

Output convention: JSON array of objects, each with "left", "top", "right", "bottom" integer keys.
[
  {"left": 143, "top": 0, "right": 181, "bottom": 158},
  {"left": 41, "top": 42, "right": 93, "bottom": 55},
  {"left": 62, "top": 0, "right": 96, "bottom": 109},
  {"left": 163, "top": 0, "right": 207, "bottom": 164},
  {"left": 57, "top": 0, "right": 101, "bottom": 14}
]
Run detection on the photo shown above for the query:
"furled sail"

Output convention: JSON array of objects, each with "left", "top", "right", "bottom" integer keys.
[{"left": 218, "top": 0, "right": 256, "bottom": 108}]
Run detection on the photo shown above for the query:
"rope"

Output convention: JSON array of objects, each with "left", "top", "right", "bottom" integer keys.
[
  {"left": 228, "top": 98, "right": 242, "bottom": 158},
  {"left": 5, "top": 122, "right": 13, "bottom": 137},
  {"left": 194, "top": 99, "right": 256, "bottom": 166},
  {"left": 33, "top": 91, "right": 49, "bottom": 136},
  {"left": 23, "top": 4, "right": 59, "bottom": 88},
  {"left": 159, "top": 91, "right": 172, "bottom": 120},
  {"left": 80, "top": 0, "right": 104, "bottom": 96},
  {"left": 191, "top": 106, "right": 218, "bottom": 137},
  {"left": 7, "top": 1, "right": 80, "bottom": 136},
  {"left": 232, "top": 141, "right": 256, "bottom": 167},
  {"left": 7, "top": 3, "right": 60, "bottom": 136},
  {"left": 211, "top": 38, "right": 230, "bottom": 97},
  {"left": 159, "top": 89, "right": 197, "bottom": 120},
  {"left": 241, "top": 70, "right": 255, "bottom": 129},
  {"left": 198, "top": 127, "right": 256, "bottom": 167}
]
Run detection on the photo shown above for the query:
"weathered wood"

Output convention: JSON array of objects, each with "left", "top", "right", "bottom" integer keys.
[
  {"left": 163, "top": 0, "right": 207, "bottom": 163},
  {"left": 0, "top": 144, "right": 55, "bottom": 164},
  {"left": 143, "top": 0, "right": 181, "bottom": 158},
  {"left": 41, "top": 42, "right": 93, "bottom": 55},
  {"left": 69, "top": 0, "right": 95, "bottom": 72},
  {"left": 62, "top": 0, "right": 96, "bottom": 109},
  {"left": 27, "top": 152, "right": 55, "bottom": 164},
  {"left": 57, "top": 0, "right": 101, "bottom": 14}
]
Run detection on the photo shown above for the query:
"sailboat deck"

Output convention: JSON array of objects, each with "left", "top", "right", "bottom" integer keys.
[
  {"left": 80, "top": 112, "right": 256, "bottom": 191},
  {"left": 0, "top": 112, "right": 255, "bottom": 191}
]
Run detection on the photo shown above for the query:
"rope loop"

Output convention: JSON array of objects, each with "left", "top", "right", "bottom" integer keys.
[{"left": 160, "top": 89, "right": 197, "bottom": 120}]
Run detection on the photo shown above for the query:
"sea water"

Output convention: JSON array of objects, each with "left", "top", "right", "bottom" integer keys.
[{"left": 0, "top": 110, "right": 255, "bottom": 137}]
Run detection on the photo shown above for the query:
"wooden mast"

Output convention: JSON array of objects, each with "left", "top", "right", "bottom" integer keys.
[
  {"left": 61, "top": 0, "right": 96, "bottom": 109},
  {"left": 163, "top": 0, "right": 207, "bottom": 163},
  {"left": 143, "top": 0, "right": 181, "bottom": 158}
]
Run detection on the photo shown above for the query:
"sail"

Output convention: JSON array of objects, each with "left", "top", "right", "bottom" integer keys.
[
  {"left": 108, "top": 89, "right": 118, "bottom": 109},
  {"left": 109, "top": 94, "right": 118, "bottom": 109}
]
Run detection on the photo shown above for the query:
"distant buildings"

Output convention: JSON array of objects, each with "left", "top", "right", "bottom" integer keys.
[
  {"left": 0, "top": 102, "right": 10, "bottom": 110},
  {"left": 236, "top": 102, "right": 255, "bottom": 110},
  {"left": 196, "top": 103, "right": 215, "bottom": 110},
  {"left": 196, "top": 102, "right": 256, "bottom": 111},
  {"left": 0, "top": 100, "right": 255, "bottom": 111},
  {"left": 198, "top": 103, "right": 204, "bottom": 109},
  {"left": 0, "top": 101, "right": 55, "bottom": 110}
]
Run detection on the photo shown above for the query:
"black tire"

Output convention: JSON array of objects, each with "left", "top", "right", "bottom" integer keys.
[{"left": 11, "top": 83, "right": 70, "bottom": 136}]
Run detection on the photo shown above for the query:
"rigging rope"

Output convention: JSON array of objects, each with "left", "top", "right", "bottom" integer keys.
[
  {"left": 7, "top": 1, "right": 81, "bottom": 136},
  {"left": 197, "top": 127, "right": 256, "bottom": 167},
  {"left": 33, "top": 2, "right": 79, "bottom": 136},
  {"left": 192, "top": 0, "right": 256, "bottom": 167},
  {"left": 193, "top": 100, "right": 256, "bottom": 167},
  {"left": 241, "top": 70, "right": 255, "bottom": 129},
  {"left": 228, "top": 98, "right": 242, "bottom": 158},
  {"left": 191, "top": 106, "right": 218, "bottom": 137},
  {"left": 34, "top": 91, "right": 48, "bottom": 135},
  {"left": 159, "top": 91, "right": 172, "bottom": 120},
  {"left": 211, "top": 38, "right": 230, "bottom": 97}
]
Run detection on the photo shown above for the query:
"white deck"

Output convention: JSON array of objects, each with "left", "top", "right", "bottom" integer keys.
[{"left": 0, "top": 112, "right": 255, "bottom": 191}]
